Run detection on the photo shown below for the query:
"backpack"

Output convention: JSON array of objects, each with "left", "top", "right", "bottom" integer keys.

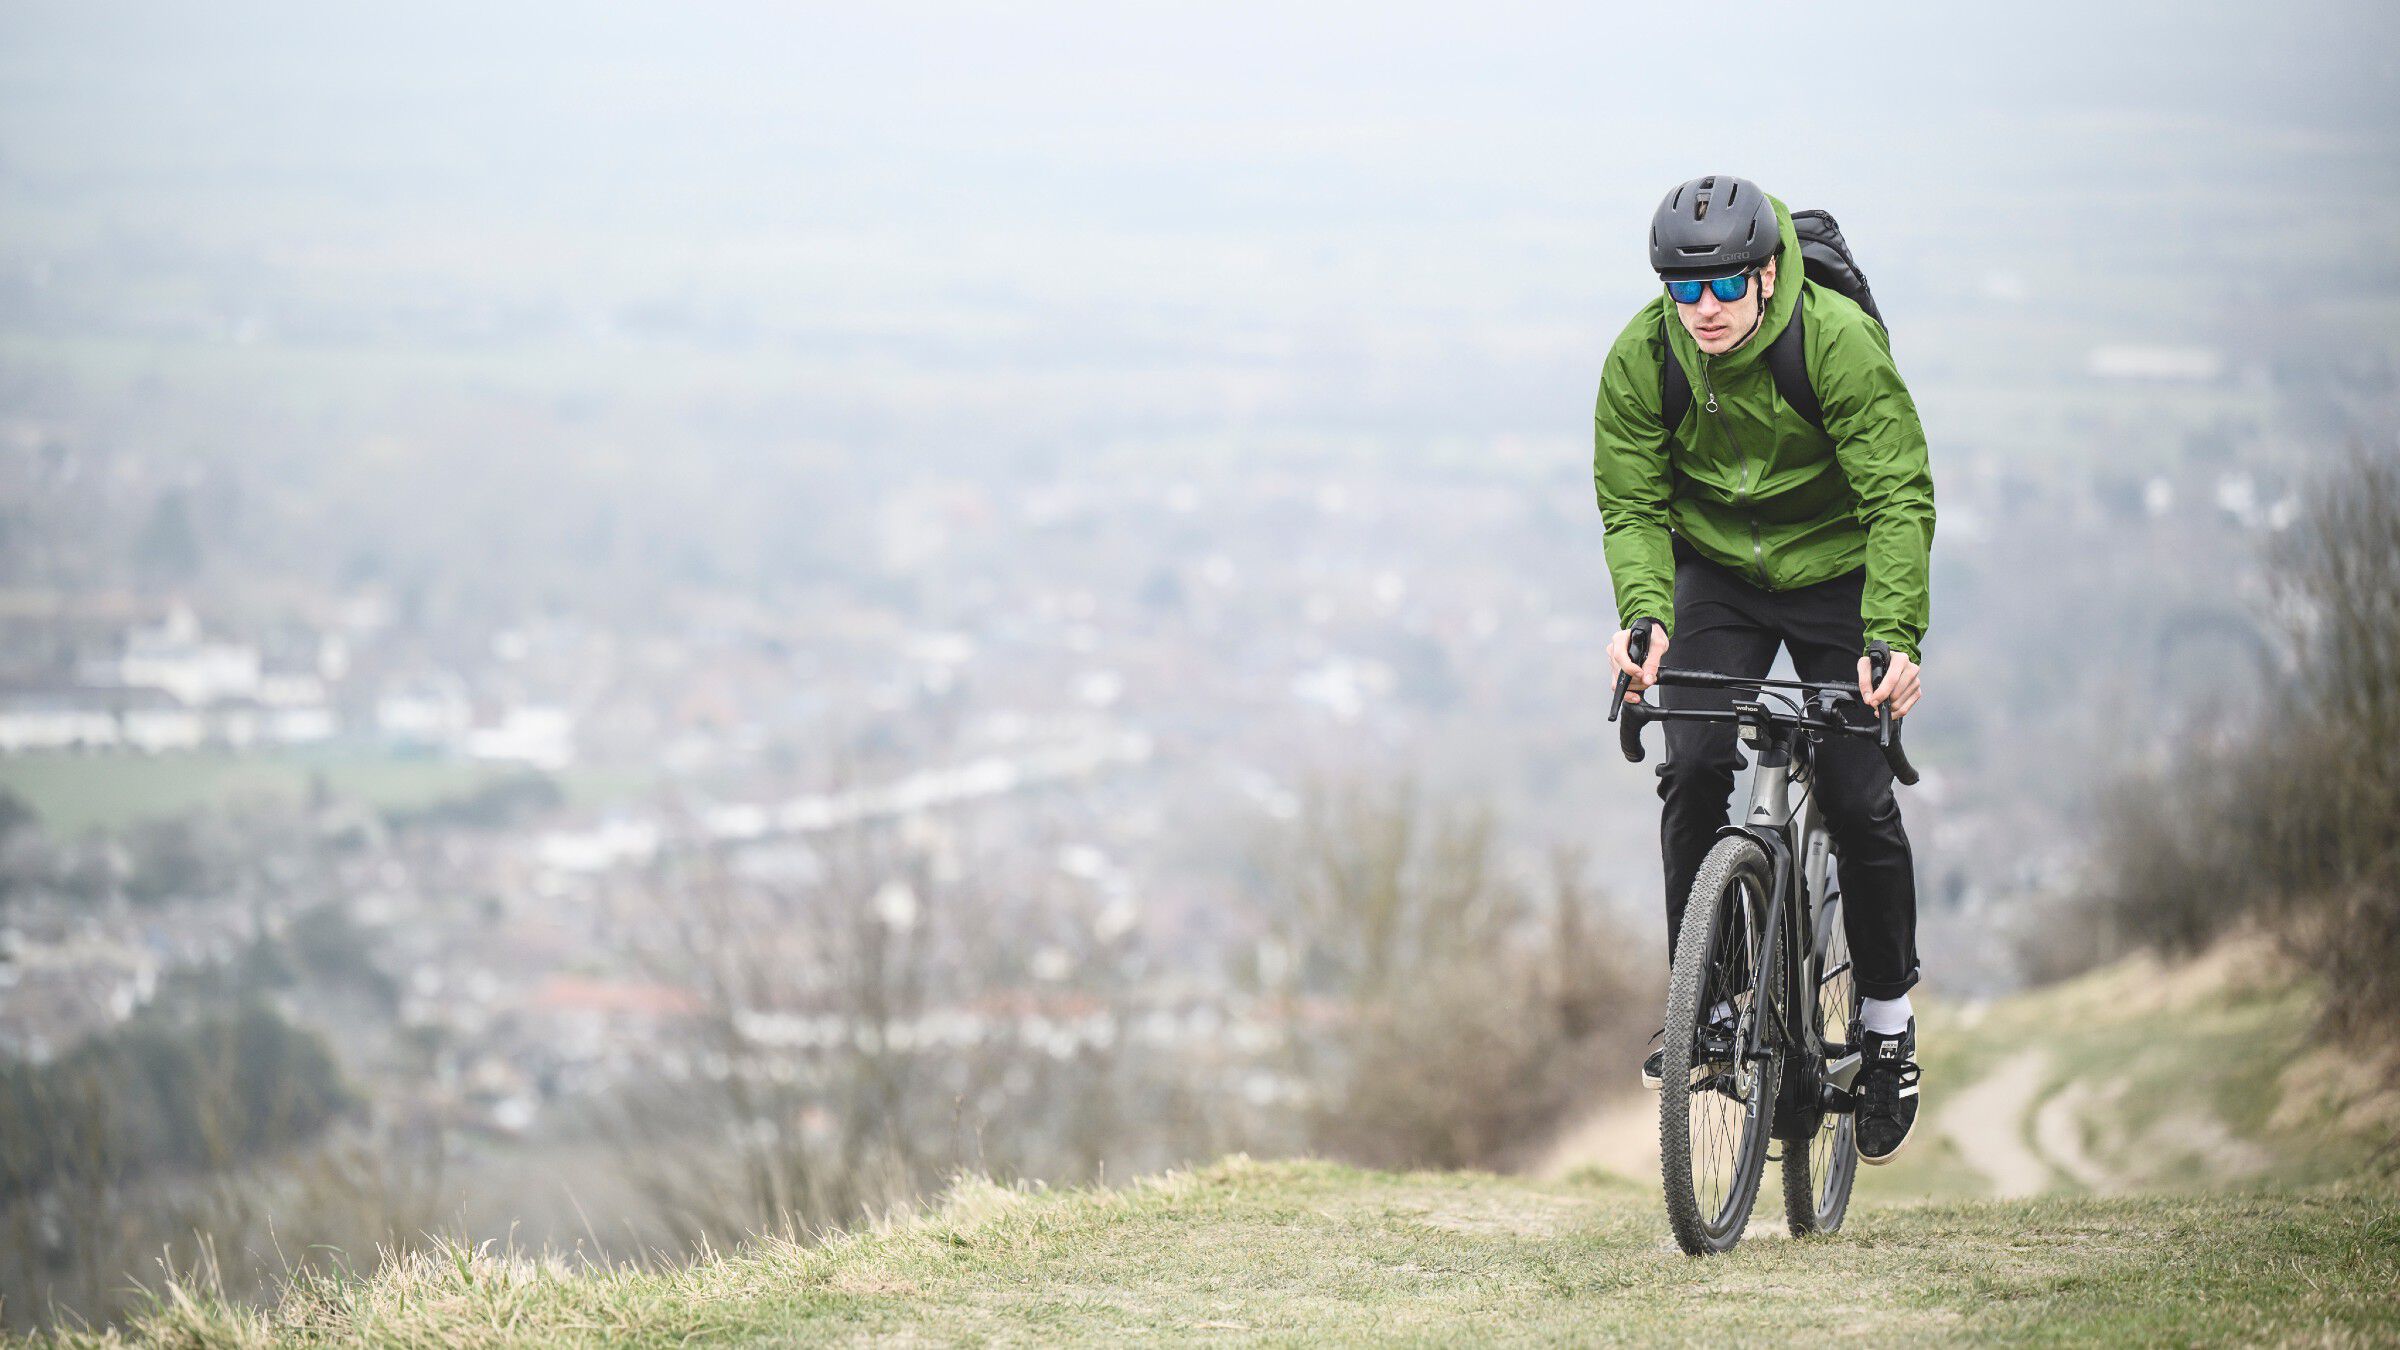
[{"left": 1657, "top": 209, "right": 1885, "bottom": 438}]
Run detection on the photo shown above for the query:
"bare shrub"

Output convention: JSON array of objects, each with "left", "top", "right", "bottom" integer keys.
[
  {"left": 2254, "top": 447, "right": 2400, "bottom": 1038},
  {"left": 2063, "top": 446, "right": 2400, "bottom": 1042},
  {"left": 0, "top": 1017, "right": 446, "bottom": 1335},
  {"left": 603, "top": 827, "right": 964, "bottom": 1247},
  {"left": 604, "top": 817, "right": 1234, "bottom": 1247},
  {"left": 1260, "top": 781, "right": 1646, "bottom": 1170}
]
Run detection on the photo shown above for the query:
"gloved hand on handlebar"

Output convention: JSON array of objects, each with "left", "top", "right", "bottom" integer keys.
[
  {"left": 1857, "top": 646, "right": 1922, "bottom": 718},
  {"left": 1607, "top": 621, "right": 1668, "bottom": 703}
]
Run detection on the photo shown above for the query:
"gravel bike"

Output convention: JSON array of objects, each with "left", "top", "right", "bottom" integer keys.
[{"left": 1609, "top": 621, "right": 1919, "bottom": 1254}]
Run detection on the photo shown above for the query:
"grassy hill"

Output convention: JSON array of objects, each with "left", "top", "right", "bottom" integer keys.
[
  {"left": 1541, "top": 934, "right": 2400, "bottom": 1205},
  {"left": 47, "top": 1160, "right": 2397, "bottom": 1347},
  {"left": 33, "top": 941, "right": 2400, "bottom": 1347}
]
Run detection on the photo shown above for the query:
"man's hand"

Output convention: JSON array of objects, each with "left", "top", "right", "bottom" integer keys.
[
  {"left": 1858, "top": 648, "right": 1923, "bottom": 718},
  {"left": 1608, "top": 625, "right": 1669, "bottom": 702}
]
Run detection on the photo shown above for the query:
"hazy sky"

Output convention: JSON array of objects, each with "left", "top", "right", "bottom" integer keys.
[
  {"left": 6, "top": 1, "right": 2394, "bottom": 298},
  {"left": 2, "top": 1, "right": 2395, "bottom": 480}
]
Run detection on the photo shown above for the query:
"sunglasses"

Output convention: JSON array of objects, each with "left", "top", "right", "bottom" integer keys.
[{"left": 1665, "top": 268, "right": 1759, "bottom": 305}]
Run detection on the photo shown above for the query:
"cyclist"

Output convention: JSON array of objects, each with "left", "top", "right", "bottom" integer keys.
[{"left": 1594, "top": 175, "right": 1933, "bottom": 1163}]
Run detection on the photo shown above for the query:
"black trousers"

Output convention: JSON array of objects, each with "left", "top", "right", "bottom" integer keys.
[{"left": 1656, "top": 542, "right": 1920, "bottom": 1000}]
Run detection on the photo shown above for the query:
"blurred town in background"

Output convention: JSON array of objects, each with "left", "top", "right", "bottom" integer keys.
[{"left": 2, "top": 0, "right": 2393, "bottom": 1331}]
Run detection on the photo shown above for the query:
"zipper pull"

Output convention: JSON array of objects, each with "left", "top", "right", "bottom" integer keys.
[
  {"left": 1702, "top": 358, "right": 1719, "bottom": 414},
  {"left": 1705, "top": 389, "right": 1719, "bottom": 414}
]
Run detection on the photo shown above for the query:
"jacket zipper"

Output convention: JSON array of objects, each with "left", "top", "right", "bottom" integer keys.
[{"left": 1700, "top": 353, "right": 1769, "bottom": 586}]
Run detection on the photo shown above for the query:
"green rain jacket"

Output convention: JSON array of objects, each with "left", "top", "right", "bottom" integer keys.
[{"left": 1592, "top": 196, "right": 1935, "bottom": 660}]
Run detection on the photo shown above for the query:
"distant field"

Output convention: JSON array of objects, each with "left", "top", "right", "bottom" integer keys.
[{"left": 0, "top": 747, "right": 653, "bottom": 835}]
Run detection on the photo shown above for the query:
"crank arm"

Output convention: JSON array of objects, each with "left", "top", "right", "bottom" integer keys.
[{"left": 1823, "top": 1049, "right": 1863, "bottom": 1092}]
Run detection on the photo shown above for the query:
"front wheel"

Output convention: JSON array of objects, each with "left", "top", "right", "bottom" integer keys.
[{"left": 1660, "top": 835, "right": 1784, "bottom": 1255}]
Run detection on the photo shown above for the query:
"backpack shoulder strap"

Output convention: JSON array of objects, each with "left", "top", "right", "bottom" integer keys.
[
  {"left": 1764, "top": 291, "right": 1824, "bottom": 433},
  {"left": 1655, "top": 313, "right": 1691, "bottom": 441}
]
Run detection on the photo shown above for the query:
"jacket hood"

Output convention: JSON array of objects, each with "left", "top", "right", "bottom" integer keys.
[{"left": 1666, "top": 193, "right": 1804, "bottom": 376}]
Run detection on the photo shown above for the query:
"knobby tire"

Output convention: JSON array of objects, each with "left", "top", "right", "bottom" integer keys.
[{"left": 1659, "top": 835, "right": 1783, "bottom": 1255}]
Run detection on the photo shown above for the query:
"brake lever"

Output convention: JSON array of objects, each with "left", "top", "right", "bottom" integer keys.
[{"left": 1866, "top": 641, "right": 1895, "bottom": 749}]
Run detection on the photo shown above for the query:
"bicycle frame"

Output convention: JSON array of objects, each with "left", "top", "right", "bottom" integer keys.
[{"left": 1719, "top": 729, "right": 1862, "bottom": 1142}]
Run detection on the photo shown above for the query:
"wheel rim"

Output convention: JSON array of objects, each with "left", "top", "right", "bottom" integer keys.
[
  {"left": 1687, "top": 875, "right": 1766, "bottom": 1239},
  {"left": 1810, "top": 905, "right": 1858, "bottom": 1222}
]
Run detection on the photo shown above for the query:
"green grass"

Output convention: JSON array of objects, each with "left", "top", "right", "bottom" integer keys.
[{"left": 38, "top": 1158, "right": 2399, "bottom": 1348}]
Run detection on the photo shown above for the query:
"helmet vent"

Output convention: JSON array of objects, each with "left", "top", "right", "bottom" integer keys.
[{"left": 1694, "top": 197, "right": 1710, "bottom": 221}]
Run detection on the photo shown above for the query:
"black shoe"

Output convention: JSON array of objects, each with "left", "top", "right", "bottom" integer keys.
[
  {"left": 1642, "top": 1010, "right": 1738, "bottom": 1092},
  {"left": 1854, "top": 1018, "right": 1921, "bottom": 1165}
]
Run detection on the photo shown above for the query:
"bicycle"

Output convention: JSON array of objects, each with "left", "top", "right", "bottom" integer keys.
[{"left": 1608, "top": 620, "right": 1919, "bottom": 1255}]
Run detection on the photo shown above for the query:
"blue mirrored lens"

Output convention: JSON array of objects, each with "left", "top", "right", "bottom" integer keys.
[{"left": 1666, "top": 271, "right": 1752, "bottom": 305}]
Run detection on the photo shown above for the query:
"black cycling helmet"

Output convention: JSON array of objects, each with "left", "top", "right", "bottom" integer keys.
[{"left": 1649, "top": 174, "right": 1780, "bottom": 280}]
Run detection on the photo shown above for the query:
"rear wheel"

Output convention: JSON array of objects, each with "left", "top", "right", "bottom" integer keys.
[
  {"left": 1782, "top": 883, "right": 1860, "bottom": 1234},
  {"left": 1660, "top": 836, "right": 1784, "bottom": 1255}
]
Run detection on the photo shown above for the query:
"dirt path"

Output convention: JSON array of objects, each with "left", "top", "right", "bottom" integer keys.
[
  {"left": 1542, "top": 1045, "right": 2135, "bottom": 1202},
  {"left": 2030, "top": 1080, "right": 2120, "bottom": 1192},
  {"left": 1538, "top": 1053, "right": 2066, "bottom": 1198},
  {"left": 1531, "top": 1092, "right": 1813, "bottom": 1243},
  {"left": 1534, "top": 1092, "right": 1656, "bottom": 1182},
  {"left": 1937, "top": 1048, "right": 2057, "bottom": 1197}
]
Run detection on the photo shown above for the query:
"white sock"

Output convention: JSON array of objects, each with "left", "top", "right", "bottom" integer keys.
[{"left": 1861, "top": 994, "right": 1913, "bottom": 1036}]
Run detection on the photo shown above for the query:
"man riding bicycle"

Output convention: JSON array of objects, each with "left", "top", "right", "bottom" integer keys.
[{"left": 1593, "top": 175, "right": 1933, "bottom": 1163}]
